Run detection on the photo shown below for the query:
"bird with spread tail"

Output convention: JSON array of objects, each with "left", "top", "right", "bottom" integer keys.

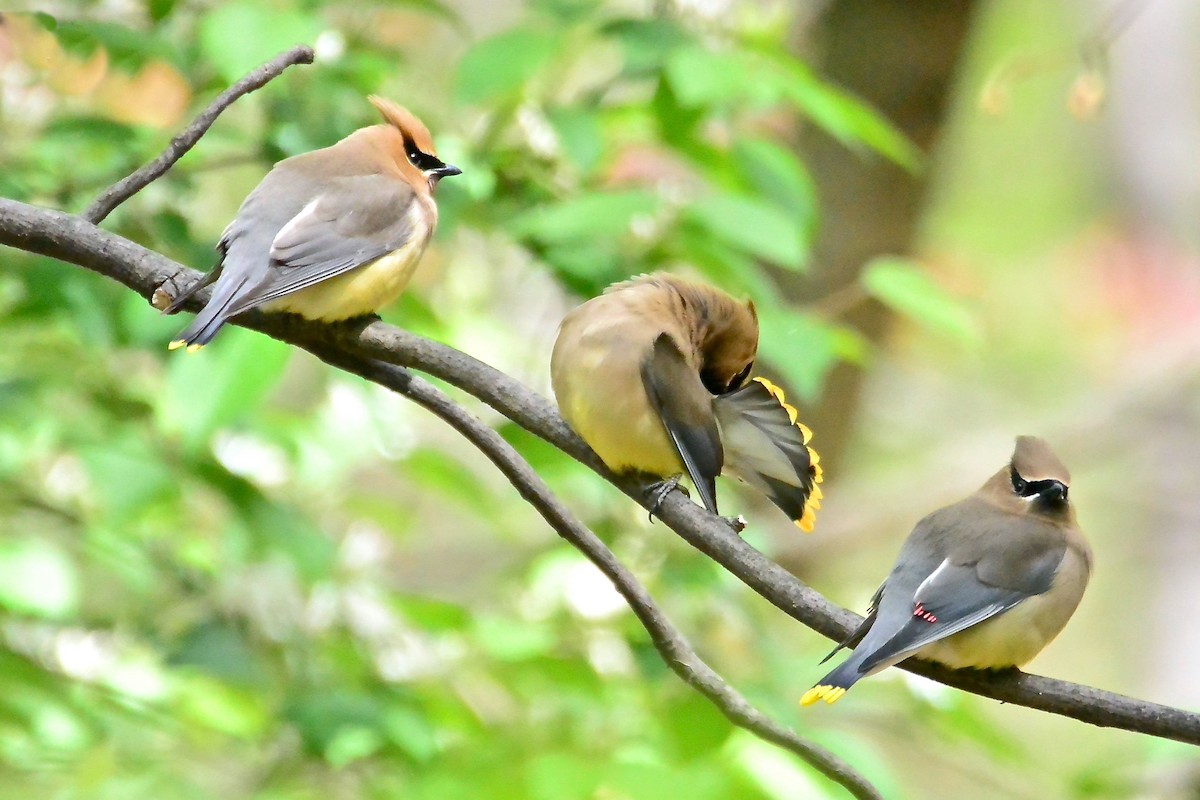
[
  {"left": 164, "top": 95, "right": 460, "bottom": 350},
  {"left": 550, "top": 272, "right": 823, "bottom": 530},
  {"left": 801, "top": 436, "right": 1091, "bottom": 705}
]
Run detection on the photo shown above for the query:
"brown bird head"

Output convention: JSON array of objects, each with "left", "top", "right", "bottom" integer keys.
[
  {"left": 369, "top": 95, "right": 461, "bottom": 192},
  {"left": 657, "top": 275, "right": 758, "bottom": 396},
  {"left": 1008, "top": 435, "right": 1072, "bottom": 516}
]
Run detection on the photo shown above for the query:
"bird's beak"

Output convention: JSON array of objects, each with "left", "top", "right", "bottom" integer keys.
[
  {"left": 431, "top": 163, "right": 462, "bottom": 180},
  {"left": 1042, "top": 481, "right": 1068, "bottom": 502}
]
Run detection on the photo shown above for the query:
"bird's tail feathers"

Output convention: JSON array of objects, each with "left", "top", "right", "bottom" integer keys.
[
  {"left": 799, "top": 657, "right": 866, "bottom": 707},
  {"left": 168, "top": 274, "right": 249, "bottom": 351},
  {"left": 714, "top": 377, "right": 822, "bottom": 531},
  {"left": 800, "top": 684, "right": 848, "bottom": 706}
]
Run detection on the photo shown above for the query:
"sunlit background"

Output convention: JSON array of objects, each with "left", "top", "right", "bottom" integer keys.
[{"left": 1, "top": 0, "right": 1199, "bottom": 798}]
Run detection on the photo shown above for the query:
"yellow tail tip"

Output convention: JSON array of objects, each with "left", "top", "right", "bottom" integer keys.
[
  {"left": 752, "top": 376, "right": 782, "bottom": 398},
  {"left": 800, "top": 685, "right": 847, "bottom": 706},
  {"left": 186, "top": 343, "right": 204, "bottom": 353},
  {"left": 167, "top": 340, "right": 187, "bottom": 351},
  {"left": 795, "top": 506, "right": 817, "bottom": 533}
]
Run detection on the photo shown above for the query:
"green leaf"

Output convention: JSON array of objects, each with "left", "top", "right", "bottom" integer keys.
[
  {"left": 54, "top": 20, "right": 172, "bottom": 71},
  {"left": 397, "top": 596, "right": 471, "bottom": 633},
  {"left": 543, "top": 241, "right": 622, "bottom": 285},
  {"left": 530, "top": 0, "right": 596, "bottom": 23},
  {"left": 147, "top": 0, "right": 179, "bottom": 23},
  {"left": 287, "top": 691, "right": 384, "bottom": 754},
  {"left": 383, "top": 706, "right": 439, "bottom": 762},
  {"left": 860, "top": 257, "right": 983, "bottom": 346},
  {"left": 472, "top": 614, "right": 555, "bottom": 662},
  {"left": 173, "top": 674, "right": 270, "bottom": 739},
  {"left": 511, "top": 190, "right": 657, "bottom": 244},
  {"left": 0, "top": 538, "right": 78, "bottom": 618},
  {"left": 686, "top": 193, "right": 807, "bottom": 271},
  {"left": 603, "top": 18, "right": 690, "bottom": 75},
  {"left": 664, "top": 691, "right": 732, "bottom": 759},
  {"left": 779, "top": 61, "right": 922, "bottom": 172},
  {"left": 454, "top": 29, "right": 561, "bottom": 104},
  {"left": 198, "top": 4, "right": 322, "bottom": 84},
  {"left": 665, "top": 45, "right": 753, "bottom": 107},
  {"left": 167, "top": 621, "right": 265, "bottom": 686},
  {"left": 546, "top": 108, "right": 603, "bottom": 174},
  {"left": 733, "top": 138, "right": 818, "bottom": 224},
  {"left": 325, "top": 726, "right": 384, "bottom": 767},
  {"left": 526, "top": 752, "right": 601, "bottom": 800}
]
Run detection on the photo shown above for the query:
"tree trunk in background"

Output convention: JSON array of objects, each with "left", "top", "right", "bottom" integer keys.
[
  {"left": 783, "top": 0, "right": 978, "bottom": 459},
  {"left": 1103, "top": 0, "right": 1200, "bottom": 741}
]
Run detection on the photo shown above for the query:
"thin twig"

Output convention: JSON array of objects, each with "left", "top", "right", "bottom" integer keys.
[
  {"left": 1, "top": 199, "right": 1198, "bottom": 747},
  {"left": 297, "top": 345, "right": 882, "bottom": 800},
  {"left": 83, "top": 45, "right": 315, "bottom": 224}
]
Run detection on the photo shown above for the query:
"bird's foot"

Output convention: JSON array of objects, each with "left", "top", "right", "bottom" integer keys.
[
  {"left": 645, "top": 474, "right": 688, "bottom": 522},
  {"left": 723, "top": 514, "right": 747, "bottom": 534}
]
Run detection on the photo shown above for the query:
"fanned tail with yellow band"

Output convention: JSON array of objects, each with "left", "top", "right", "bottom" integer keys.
[{"left": 713, "top": 377, "right": 823, "bottom": 531}]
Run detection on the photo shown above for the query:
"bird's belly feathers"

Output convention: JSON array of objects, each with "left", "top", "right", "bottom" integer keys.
[
  {"left": 919, "top": 600, "right": 1058, "bottom": 669},
  {"left": 555, "top": 347, "right": 681, "bottom": 477},
  {"left": 265, "top": 230, "right": 431, "bottom": 321}
]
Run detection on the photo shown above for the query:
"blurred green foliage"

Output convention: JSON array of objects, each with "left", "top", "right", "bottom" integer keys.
[{"left": 1, "top": 1, "right": 1148, "bottom": 799}]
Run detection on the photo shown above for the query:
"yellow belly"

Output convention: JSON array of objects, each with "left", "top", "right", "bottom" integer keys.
[
  {"left": 265, "top": 237, "right": 429, "bottom": 321},
  {"left": 553, "top": 341, "right": 681, "bottom": 477},
  {"left": 919, "top": 567, "right": 1086, "bottom": 670},
  {"left": 565, "top": 390, "right": 681, "bottom": 476}
]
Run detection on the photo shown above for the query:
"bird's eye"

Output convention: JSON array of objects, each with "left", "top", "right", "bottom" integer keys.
[
  {"left": 1010, "top": 467, "right": 1028, "bottom": 495},
  {"left": 402, "top": 135, "right": 441, "bottom": 170},
  {"left": 728, "top": 362, "right": 753, "bottom": 392},
  {"left": 402, "top": 134, "right": 421, "bottom": 162}
]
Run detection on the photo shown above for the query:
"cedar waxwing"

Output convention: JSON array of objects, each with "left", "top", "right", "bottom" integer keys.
[
  {"left": 550, "top": 272, "right": 823, "bottom": 530},
  {"left": 801, "top": 436, "right": 1092, "bottom": 705},
  {"left": 164, "top": 96, "right": 460, "bottom": 350}
]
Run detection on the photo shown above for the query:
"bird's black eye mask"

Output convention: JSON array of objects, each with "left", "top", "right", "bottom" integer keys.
[
  {"left": 1010, "top": 466, "right": 1068, "bottom": 502},
  {"left": 699, "top": 361, "right": 753, "bottom": 396},
  {"left": 403, "top": 134, "right": 447, "bottom": 173},
  {"left": 728, "top": 362, "right": 753, "bottom": 392}
]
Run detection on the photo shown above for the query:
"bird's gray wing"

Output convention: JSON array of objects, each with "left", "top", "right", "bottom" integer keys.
[
  {"left": 641, "top": 333, "right": 723, "bottom": 515},
  {"left": 226, "top": 174, "right": 420, "bottom": 314},
  {"left": 856, "top": 518, "right": 1066, "bottom": 673}
]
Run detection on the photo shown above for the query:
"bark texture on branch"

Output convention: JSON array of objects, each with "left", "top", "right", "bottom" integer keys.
[{"left": 2, "top": 197, "right": 1198, "bottom": 748}]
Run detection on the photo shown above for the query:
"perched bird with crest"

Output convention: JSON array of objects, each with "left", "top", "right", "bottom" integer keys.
[
  {"left": 164, "top": 95, "right": 460, "bottom": 350},
  {"left": 801, "top": 436, "right": 1091, "bottom": 705},
  {"left": 550, "top": 272, "right": 822, "bottom": 530}
]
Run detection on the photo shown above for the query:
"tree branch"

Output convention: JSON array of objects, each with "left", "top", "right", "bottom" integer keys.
[
  {"left": 295, "top": 344, "right": 881, "bottom": 799},
  {"left": 2, "top": 198, "right": 1198, "bottom": 748},
  {"left": 83, "top": 45, "right": 315, "bottom": 224}
]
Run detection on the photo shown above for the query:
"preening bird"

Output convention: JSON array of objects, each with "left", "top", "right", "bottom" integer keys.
[
  {"left": 165, "top": 95, "right": 461, "bottom": 350},
  {"left": 550, "top": 273, "right": 822, "bottom": 530},
  {"left": 801, "top": 436, "right": 1091, "bottom": 705}
]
